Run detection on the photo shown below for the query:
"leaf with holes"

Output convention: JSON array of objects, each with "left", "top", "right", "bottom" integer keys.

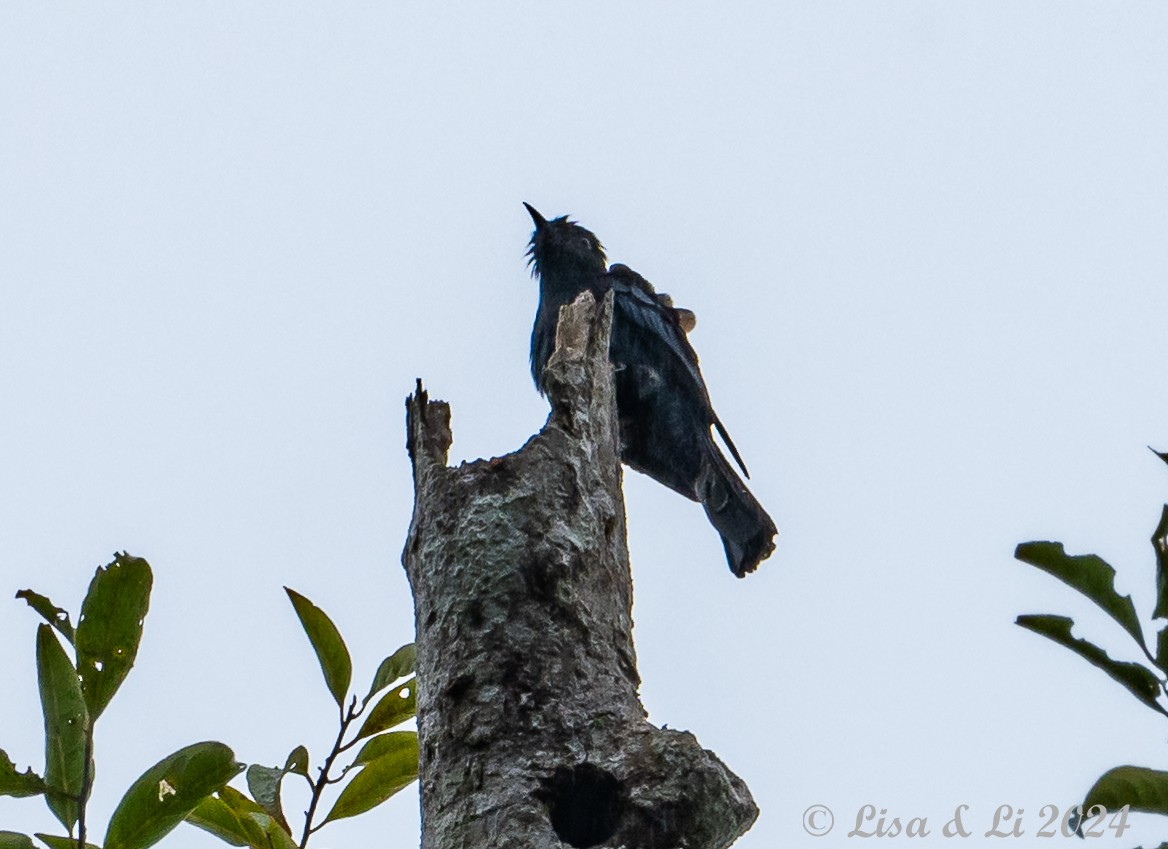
[
  {"left": 36, "top": 625, "right": 88, "bottom": 832},
  {"left": 364, "top": 644, "right": 416, "bottom": 705},
  {"left": 15, "top": 591, "right": 74, "bottom": 645},
  {"left": 0, "top": 750, "right": 44, "bottom": 798},
  {"left": 355, "top": 677, "right": 416, "bottom": 740},
  {"left": 104, "top": 741, "right": 242, "bottom": 849},
  {"left": 352, "top": 731, "right": 417, "bottom": 768},
  {"left": 75, "top": 553, "right": 152, "bottom": 719},
  {"left": 285, "top": 588, "right": 351, "bottom": 708},
  {"left": 323, "top": 734, "right": 418, "bottom": 824},
  {"left": 1017, "top": 615, "right": 1167, "bottom": 715},
  {"left": 1016, "top": 542, "right": 1148, "bottom": 656},
  {"left": 283, "top": 746, "right": 309, "bottom": 778}
]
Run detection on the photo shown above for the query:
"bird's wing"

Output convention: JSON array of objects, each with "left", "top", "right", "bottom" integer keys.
[
  {"left": 605, "top": 264, "right": 750, "bottom": 478},
  {"left": 606, "top": 264, "right": 699, "bottom": 368}
]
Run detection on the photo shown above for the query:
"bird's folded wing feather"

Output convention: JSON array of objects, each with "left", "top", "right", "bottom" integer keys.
[{"left": 605, "top": 264, "right": 750, "bottom": 478}]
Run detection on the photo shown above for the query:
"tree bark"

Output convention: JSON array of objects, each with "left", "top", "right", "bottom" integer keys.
[{"left": 402, "top": 291, "right": 758, "bottom": 849}]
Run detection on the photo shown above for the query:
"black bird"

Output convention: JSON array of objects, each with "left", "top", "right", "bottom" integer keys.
[{"left": 524, "top": 203, "right": 777, "bottom": 577}]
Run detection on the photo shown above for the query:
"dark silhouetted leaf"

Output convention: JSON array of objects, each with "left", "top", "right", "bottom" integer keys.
[
  {"left": 32, "top": 836, "right": 99, "bottom": 849},
  {"left": 15, "top": 591, "right": 74, "bottom": 645},
  {"left": 0, "top": 750, "right": 44, "bottom": 798},
  {"left": 1017, "top": 614, "right": 1167, "bottom": 715},
  {"left": 36, "top": 625, "right": 88, "bottom": 832},
  {"left": 76, "top": 553, "right": 152, "bottom": 719},
  {"left": 1084, "top": 765, "right": 1168, "bottom": 816},
  {"left": 323, "top": 735, "right": 418, "bottom": 824},
  {"left": 1016, "top": 542, "right": 1149, "bottom": 657},
  {"left": 285, "top": 588, "right": 351, "bottom": 708},
  {"left": 1158, "top": 626, "right": 1168, "bottom": 677},
  {"left": 364, "top": 644, "right": 416, "bottom": 705},
  {"left": 1154, "top": 507, "right": 1168, "bottom": 621},
  {"left": 283, "top": 746, "right": 309, "bottom": 778},
  {"left": 246, "top": 764, "right": 290, "bottom": 833},
  {"left": 1151, "top": 446, "right": 1168, "bottom": 469},
  {"left": 0, "top": 832, "right": 35, "bottom": 849},
  {"left": 355, "top": 678, "right": 416, "bottom": 740},
  {"left": 104, "top": 741, "right": 241, "bottom": 849},
  {"left": 352, "top": 731, "right": 417, "bottom": 768}
]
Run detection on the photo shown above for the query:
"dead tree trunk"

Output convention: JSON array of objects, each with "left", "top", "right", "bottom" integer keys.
[{"left": 402, "top": 291, "right": 757, "bottom": 849}]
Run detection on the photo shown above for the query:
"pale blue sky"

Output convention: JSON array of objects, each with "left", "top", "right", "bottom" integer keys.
[{"left": 3, "top": 3, "right": 1168, "bottom": 847}]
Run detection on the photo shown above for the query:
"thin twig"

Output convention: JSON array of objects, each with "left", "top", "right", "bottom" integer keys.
[
  {"left": 298, "top": 696, "right": 358, "bottom": 848},
  {"left": 76, "top": 722, "right": 94, "bottom": 849}
]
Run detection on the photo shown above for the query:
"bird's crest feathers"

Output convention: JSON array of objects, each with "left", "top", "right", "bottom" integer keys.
[{"left": 525, "top": 206, "right": 607, "bottom": 278}]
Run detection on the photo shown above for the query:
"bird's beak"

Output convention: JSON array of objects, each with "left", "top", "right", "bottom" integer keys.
[{"left": 523, "top": 202, "right": 547, "bottom": 232}]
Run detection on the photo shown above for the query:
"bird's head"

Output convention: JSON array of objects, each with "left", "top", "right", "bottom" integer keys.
[{"left": 524, "top": 202, "right": 607, "bottom": 281}]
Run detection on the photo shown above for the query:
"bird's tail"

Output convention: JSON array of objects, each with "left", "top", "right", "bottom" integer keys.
[{"left": 696, "top": 443, "right": 777, "bottom": 577}]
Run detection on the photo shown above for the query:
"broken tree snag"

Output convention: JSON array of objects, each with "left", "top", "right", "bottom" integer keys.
[{"left": 403, "top": 290, "right": 758, "bottom": 849}]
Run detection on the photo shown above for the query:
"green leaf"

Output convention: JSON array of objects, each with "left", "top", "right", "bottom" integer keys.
[
  {"left": 185, "top": 786, "right": 267, "bottom": 847},
  {"left": 352, "top": 731, "right": 417, "bottom": 768},
  {"left": 32, "top": 837, "right": 100, "bottom": 849},
  {"left": 184, "top": 786, "right": 297, "bottom": 849},
  {"left": 1083, "top": 765, "right": 1168, "bottom": 815},
  {"left": 364, "top": 644, "right": 416, "bottom": 704},
  {"left": 285, "top": 588, "right": 351, "bottom": 708},
  {"left": 283, "top": 746, "right": 309, "bottom": 778},
  {"left": 0, "top": 833, "right": 36, "bottom": 849},
  {"left": 1153, "top": 506, "right": 1168, "bottom": 621},
  {"left": 75, "top": 553, "right": 152, "bottom": 720},
  {"left": 15, "top": 591, "right": 74, "bottom": 645},
  {"left": 185, "top": 797, "right": 255, "bottom": 847},
  {"left": 256, "top": 818, "right": 298, "bottom": 849},
  {"left": 355, "top": 677, "right": 416, "bottom": 740},
  {"left": 0, "top": 750, "right": 45, "bottom": 798},
  {"left": 1158, "top": 625, "right": 1168, "bottom": 677},
  {"left": 323, "top": 735, "right": 418, "bottom": 824},
  {"left": 36, "top": 625, "right": 89, "bottom": 832},
  {"left": 1017, "top": 614, "right": 1167, "bottom": 716},
  {"left": 245, "top": 765, "right": 290, "bottom": 833},
  {"left": 1016, "top": 542, "right": 1149, "bottom": 658},
  {"left": 104, "top": 741, "right": 242, "bottom": 849}
]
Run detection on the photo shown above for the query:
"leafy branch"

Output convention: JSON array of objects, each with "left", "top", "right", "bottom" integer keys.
[
  {"left": 0, "top": 559, "right": 418, "bottom": 849},
  {"left": 1, "top": 554, "right": 241, "bottom": 849},
  {"left": 184, "top": 589, "right": 417, "bottom": 849},
  {"left": 1017, "top": 448, "right": 1168, "bottom": 836}
]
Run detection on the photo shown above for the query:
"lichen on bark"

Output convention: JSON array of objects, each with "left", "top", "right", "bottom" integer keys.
[{"left": 403, "top": 291, "right": 757, "bottom": 849}]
